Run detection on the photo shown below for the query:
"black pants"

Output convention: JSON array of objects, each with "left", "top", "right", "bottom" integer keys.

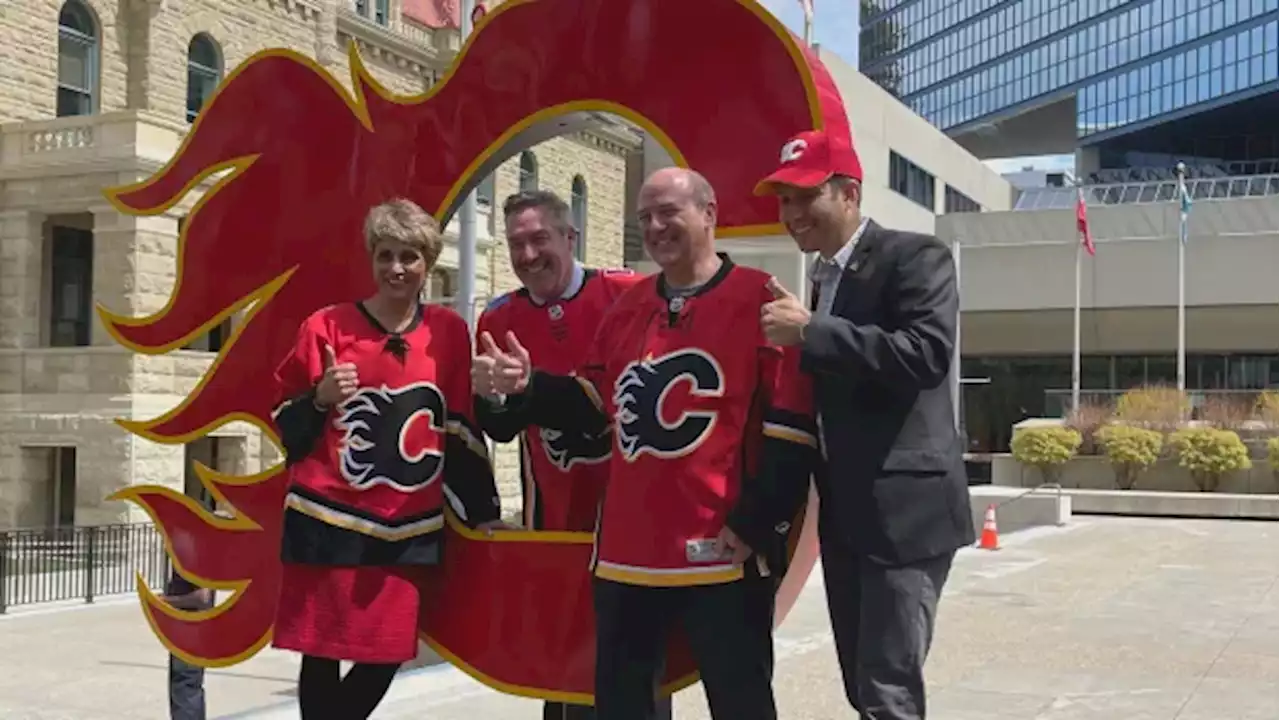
[
  {"left": 298, "top": 655, "right": 400, "bottom": 720},
  {"left": 168, "top": 654, "right": 206, "bottom": 720},
  {"left": 820, "top": 540, "right": 955, "bottom": 720},
  {"left": 593, "top": 568, "right": 777, "bottom": 720}
]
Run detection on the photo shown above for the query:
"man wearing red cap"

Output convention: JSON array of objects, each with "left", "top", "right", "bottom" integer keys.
[{"left": 728, "top": 129, "right": 975, "bottom": 719}]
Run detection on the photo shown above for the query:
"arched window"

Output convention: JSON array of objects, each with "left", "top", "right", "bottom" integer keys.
[
  {"left": 187, "top": 34, "right": 223, "bottom": 123},
  {"left": 430, "top": 268, "right": 452, "bottom": 300},
  {"left": 570, "top": 175, "right": 587, "bottom": 262},
  {"left": 354, "top": 0, "right": 390, "bottom": 26},
  {"left": 56, "top": 0, "right": 98, "bottom": 117},
  {"left": 518, "top": 152, "right": 538, "bottom": 192}
]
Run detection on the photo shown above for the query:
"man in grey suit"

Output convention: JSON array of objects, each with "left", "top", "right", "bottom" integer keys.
[{"left": 724, "top": 129, "right": 974, "bottom": 719}]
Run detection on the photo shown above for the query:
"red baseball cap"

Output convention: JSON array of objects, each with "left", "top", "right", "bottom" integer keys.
[{"left": 753, "top": 129, "right": 863, "bottom": 196}]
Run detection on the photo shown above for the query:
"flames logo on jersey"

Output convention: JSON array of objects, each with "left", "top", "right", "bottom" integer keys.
[
  {"left": 613, "top": 349, "right": 725, "bottom": 462},
  {"left": 541, "top": 427, "right": 612, "bottom": 471},
  {"left": 336, "top": 382, "right": 447, "bottom": 492}
]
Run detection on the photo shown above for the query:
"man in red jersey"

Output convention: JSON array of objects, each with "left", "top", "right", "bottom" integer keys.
[
  {"left": 474, "top": 189, "right": 643, "bottom": 533},
  {"left": 472, "top": 189, "right": 671, "bottom": 720},
  {"left": 476, "top": 168, "right": 819, "bottom": 720}
]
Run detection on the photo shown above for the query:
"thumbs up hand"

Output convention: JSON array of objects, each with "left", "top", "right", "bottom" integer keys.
[
  {"left": 761, "top": 277, "right": 810, "bottom": 347},
  {"left": 492, "top": 331, "right": 532, "bottom": 395},
  {"left": 315, "top": 344, "right": 359, "bottom": 408},
  {"left": 472, "top": 331, "right": 533, "bottom": 396}
]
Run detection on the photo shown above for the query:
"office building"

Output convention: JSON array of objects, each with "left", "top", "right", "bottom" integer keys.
[{"left": 861, "top": 0, "right": 1279, "bottom": 452}]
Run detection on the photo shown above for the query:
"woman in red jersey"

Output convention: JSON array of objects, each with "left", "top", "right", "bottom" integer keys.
[{"left": 269, "top": 198, "right": 508, "bottom": 719}]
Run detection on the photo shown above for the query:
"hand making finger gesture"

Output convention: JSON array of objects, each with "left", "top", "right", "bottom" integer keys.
[
  {"left": 315, "top": 344, "right": 359, "bottom": 408},
  {"left": 474, "top": 330, "right": 532, "bottom": 396},
  {"left": 761, "top": 277, "right": 810, "bottom": 347}
]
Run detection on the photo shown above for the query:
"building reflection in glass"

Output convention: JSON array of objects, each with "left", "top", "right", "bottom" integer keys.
[{"left": 960, "top": 353, "right": 1279, "bottom": 453}]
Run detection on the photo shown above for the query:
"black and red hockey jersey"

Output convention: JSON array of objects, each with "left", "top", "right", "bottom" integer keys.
[
  {"left": 476, "top": 267, "right": 644, "bottom": 532},
  {"left": 271, "top": 301, "right": 500, "bottom": 566},
  {"left": 521, "top": 256, "right": 818, "bottom": 586}
]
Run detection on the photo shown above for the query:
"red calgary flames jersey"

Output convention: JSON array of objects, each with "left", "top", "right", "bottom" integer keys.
[
  {"left": 272, "top": 302, "right": 499, "bottom": 566},
  {"left": 477, "top": 268, "right": 644, "bottom": 531},
  {"left": 575, "top": 258, "right": 815, "bottom": 586}
]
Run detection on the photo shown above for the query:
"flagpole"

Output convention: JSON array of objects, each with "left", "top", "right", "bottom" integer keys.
[
  {"left": 951, "top": 236, "right": 962, "bottom": 432},
  {"left": 1175, "top": 161, "right": 1187, "bottom": 393},
  {"left": 801, "top": 0, "right": 814, "bottom": 46},
  {"left": 1072, "top": 221, "right": 1082, "bottom": 415}
]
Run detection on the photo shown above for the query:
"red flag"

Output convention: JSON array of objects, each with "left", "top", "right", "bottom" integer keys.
[{"left": 1076, "top": 187, "right": 1095, "bottom": 256}]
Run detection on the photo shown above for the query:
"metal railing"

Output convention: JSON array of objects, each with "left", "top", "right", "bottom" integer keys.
[
  {"left": 1013, "top": 173, "right": 1280, "bottom": 210},
  {"left": 992, "top": 482, "right": 1065, "bottom": 526},
  {"left": 1043, "top": 388, "right": 1272, "bottom": 419},
  {"left": 0, "top": 523, "right": 170, "bottom": 613}
]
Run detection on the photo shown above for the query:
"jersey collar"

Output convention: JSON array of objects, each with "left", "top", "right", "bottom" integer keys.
[
  {"left": 655, "top": 252, "right": 734, "bottom": 300},
  {"left": 528, "top": 262, "right": 586, "bottom": 306}
]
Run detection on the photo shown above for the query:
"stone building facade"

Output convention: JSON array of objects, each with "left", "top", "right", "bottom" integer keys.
[{"left": 0, "top": 0, "right": 636, "bottom": 529}]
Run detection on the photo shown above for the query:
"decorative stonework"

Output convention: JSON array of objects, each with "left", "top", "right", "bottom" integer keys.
[{"left": 0, "top": 0, "right": 632, "bottom": 529}]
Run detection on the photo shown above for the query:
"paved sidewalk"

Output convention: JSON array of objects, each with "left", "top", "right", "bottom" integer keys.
[{"left": 0, "top": 516, "right": 1275, "bottom": 719}]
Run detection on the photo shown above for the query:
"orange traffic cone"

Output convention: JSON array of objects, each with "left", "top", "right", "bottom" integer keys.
[{"left": 978, "top": 504, "right": 1000, "bottom": 550}]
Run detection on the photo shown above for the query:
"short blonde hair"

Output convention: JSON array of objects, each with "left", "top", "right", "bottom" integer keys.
[{"left": 363, "top": 198, "right": 443, "bottom": 269}]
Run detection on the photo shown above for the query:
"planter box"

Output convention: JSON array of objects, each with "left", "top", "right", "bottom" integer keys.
[
  {"left": 1062, "top": 489, "right": 1277, "bottom": 520},
  {"left": 991, "top": 454, "right": 1279, "bottom": 495}
]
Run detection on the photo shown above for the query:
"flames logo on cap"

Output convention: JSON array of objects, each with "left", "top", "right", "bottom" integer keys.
[{"left": 780, "top": 138, "right": 808, "bottom": 163}]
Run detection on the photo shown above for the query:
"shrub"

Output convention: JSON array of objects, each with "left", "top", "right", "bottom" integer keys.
[
  {"left": 1256, "top": 391, "right": 1279, "bottom": 431},
  {"left": 1198, "top": 395, "right": 1254, "bottom": 431},
  {"left": 1010, "top": 426, "right": 1081, "bottom": 484},
  {"left": 1267, "top": 437, "right": 1279, "bottom": 474},
  {"left": 1064, "top": 399, "right": 1112, "bottom": 455},
  {"left": 1094, "top": 425, "right": 1163, "bottom": 490},
  {"left": 1168, "top": 427, "right": 1252, "bottom": 492},
  {"left": 1115, "top": 385, "right": 1189, "bottom": 434}
]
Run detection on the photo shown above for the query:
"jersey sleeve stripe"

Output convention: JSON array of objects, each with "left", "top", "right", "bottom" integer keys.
[
  {"left": 286, "top": 491, "right": 444, "bottom": 541},
  {"left": 763, "top": 422, "right": 818, "bottom": 448},
  {"left": 573, "top": 374, "right": 604, "bottom": 411},
  {"left": 446, "top": 413, "right": 490, "bottom": 461}
]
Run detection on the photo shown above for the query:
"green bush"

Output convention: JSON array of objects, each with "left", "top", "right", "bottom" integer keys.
[
  {"left": 1095, "top": 424, "right": 1163, "bottom": 490},
  {"left": 1267, "top": 437, "right": 1279, "bottom": 473},
  {"left": 1011, "top": 426, "right": 1081, "bottom": 484},
  {"left": 1168, "top": 427, "right": 1252, "bottom": 492},
  {"left": 1115, "top": 385, "right": 1189, "bottom": 434},
  {"left": 1257, "top": 391, "right": 1279, "bottom": 431}
]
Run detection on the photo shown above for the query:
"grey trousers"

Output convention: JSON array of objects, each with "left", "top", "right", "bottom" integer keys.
[
  {"left": 168, "top": 654, "right": 206, "bottom": 720},
  {"left": 820, "top": 542, "right": 955, "bottom": 719}
]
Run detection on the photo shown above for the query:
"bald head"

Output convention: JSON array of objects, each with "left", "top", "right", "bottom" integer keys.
[
  {"left": 637, "top": 166, "right": 718, "bottom": 276},
  {"left": 642, "top": 167, "right": 716, "bottom": 209}
]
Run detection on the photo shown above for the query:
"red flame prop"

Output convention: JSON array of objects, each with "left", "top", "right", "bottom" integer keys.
[{"left": 104, "top": 0, "right": 847, "bottom": 701}]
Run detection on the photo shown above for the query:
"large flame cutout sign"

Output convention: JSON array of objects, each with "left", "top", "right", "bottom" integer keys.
[{"left": 103, "top": 0, "right": 848, "bottom": 704}]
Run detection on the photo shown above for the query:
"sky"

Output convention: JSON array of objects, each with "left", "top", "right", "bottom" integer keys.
[
  {"left": 758, "top": 0, "right": 860, "bottom": 67},
  {"left": 755, "top": 0, "right": 1074, "bottom": 176}
]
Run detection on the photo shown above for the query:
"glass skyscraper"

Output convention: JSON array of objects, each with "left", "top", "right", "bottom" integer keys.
[{"left": 860, "top": 0, "right": 1279, "bottom": 170}]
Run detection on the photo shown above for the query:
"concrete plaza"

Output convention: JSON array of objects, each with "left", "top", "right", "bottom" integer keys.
[{"left": 0, "top": 515, "right": 1274, "bottom": 719}]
